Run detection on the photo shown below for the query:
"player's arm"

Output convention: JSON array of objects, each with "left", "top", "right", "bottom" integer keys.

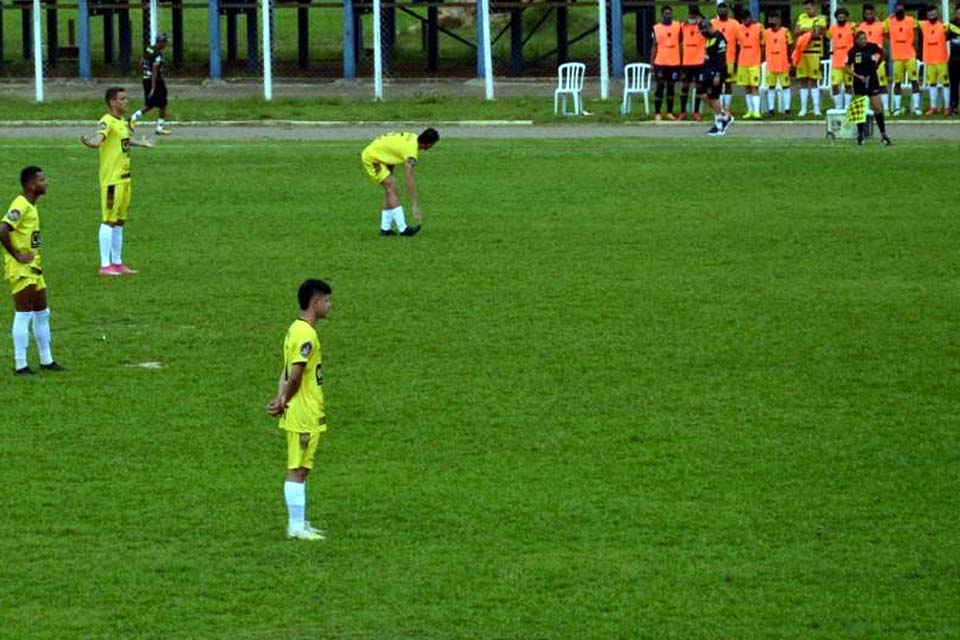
[
  {"left": 267, "top": 364, "right": 306, "bottom": 416},
  {"left": 149, "top": 61, "right": 160, "bottom": 96},
  {"left": 404, "top": 157, "right": 422, "bottom": 223},
  {"left": 129, "top": 137, "right": 155, "bottom": 148},
  {"left": 649, "top": 37, "right": 658, "bottom": 64},
  {"left": 0, "top": 223, "right": 33, "bottom": 264},
  {"left": 80, "top": 129, "right": 106, "bottom": 148},
  {"left": 948, "top": 22, "right": 960, "bottom": 36}
]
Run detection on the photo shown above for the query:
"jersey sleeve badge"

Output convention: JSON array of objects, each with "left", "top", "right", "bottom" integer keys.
[
  {"left": 6, "top": 209, "right": 20, "bottom": 222},
  {"left": 300, "top": 342, "right": 313, "bottom": 358}
]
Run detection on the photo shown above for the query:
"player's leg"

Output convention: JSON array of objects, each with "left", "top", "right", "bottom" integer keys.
[
  {"left": 653, "top": 69, "right": 666, "bottom": 119},
  {"left": 380, "top": 173, "right": 412, "bottom": 236},
  {"left": 11, "top": 284, "right": 35, "bottom": 373},
  {"left": 110, "top": 183, "right": 136, "bottom": 274},
  {"left": 156, "top": 84, "right": 170, "bottom": 135},
  {"left": 98, "top": 184, "right": 121, "bottom": 276},
  {"left": 284, "top": 432, "right": 324, "bottom": 540},
  {"left": 870, "top": 93, "right": 891, "bottom": 143},
  {"left": 678, "top": 73, "right": 690, "bottom": 119},
  {"left": 665, "top": 76, "right": 677, "bottom": 119},
  {"left": 28, "top": 285, "right": 59, "bottom": 370},
  {"left": 950, "top": 60, "right": 960, "bottom": 114}
]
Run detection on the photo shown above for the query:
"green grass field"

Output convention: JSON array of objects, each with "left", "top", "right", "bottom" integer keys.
[{"left": 1, "top": 136, "right": 958, "bottom": 639}]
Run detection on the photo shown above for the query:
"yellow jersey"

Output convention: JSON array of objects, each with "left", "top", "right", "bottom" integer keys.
[
  {"left": 97, "top": 114, "right": 132, "bottom": 187},
  {"left": 1, "top": 194, "right": 41, "bottom": 279},
  {"left": 278, "top": 318, "right": 327, "bottom": 434},
  {"left": 795, "top": 14, "right": 828, "bottom": 55},
  {"left": 362, "top": 132, "right": 419, "bottom": 166}
]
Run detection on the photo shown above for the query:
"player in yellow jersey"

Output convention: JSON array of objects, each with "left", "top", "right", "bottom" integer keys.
[
  {"left": 0, "top": 167, "right": 63, "bottom": 375},
  {"left": 81, "top": 87, "right": 154, "bottom": 276},
  {"left": 267, "top": 279, "right": 333, "bottom": 541},
  {"left": 361, "top": 128, "right": 439, "bottom": 237},
  {"left": 794, "top": 0, "right": 828, "bottom": 116}
]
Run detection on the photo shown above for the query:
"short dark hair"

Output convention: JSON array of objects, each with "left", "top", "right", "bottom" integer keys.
[
  {"left": 836, "top": 7, "right": 849, "bottom": 16},
  {"left": 298, "top": 279, "right": 332, "bottom": 310},
  {"left": 20, "top": 166, "right": 42, "bottom": 187},
  {"left": 803, "top": 0, "right": 814, "bottom": 5},
  {"left": 105, "top": 86, "right": 125, "bottom": 105},
  {"left": 688, "top": 4, "right": 702, "bottom": 17},
  {"left": 662, "top": 4, "right": 672, "bottom": 12},
  {"left": 418, "top": 128, "right": 440, "bottom": 145},
  {"left": 863, "top": 3, "right": 875, "bottom": 9}
]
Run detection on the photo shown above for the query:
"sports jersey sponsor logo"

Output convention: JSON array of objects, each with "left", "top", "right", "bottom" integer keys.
[
  {"left": 31, "top": 230, "right": 41, "bottom": 248},
  {"left": 122, "top": 138, "right": 131, "bottom": 152},
  {"left": 7, "top": 209, "right": 20, "bottom": 222},
  {"left": 300, "top": 342, "right": 313, "bottom": 358}
]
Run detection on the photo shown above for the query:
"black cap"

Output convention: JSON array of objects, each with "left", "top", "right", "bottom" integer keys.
[{"left": 156, "top": 32, "right": 169, "bottom": 42}]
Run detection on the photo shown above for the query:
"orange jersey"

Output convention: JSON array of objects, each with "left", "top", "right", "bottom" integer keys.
[
  {"left": 827, "top": 23, "right": 856, "bottom": 67},
  {"left": 653, "top": 22, "right": 682, "bottom": 66},
  {"left": 737, "top": 22, "right": 763, "bottom": 66},
  {"left": 920, "top": 20, "right": 948, "bottom": 64},
  {"left": 681, "top": 22, "right": 706, "bottom": 65},
  {"left": 859, "top": 19, "right": 885, "bottom": 46},
  {"left": 764, "top": 27, "right": 792, "bottom": 72},
  {"left": 711, "top": 17, "right": 741, "bottom": 63},
  {"left": 886, "top": 15, "right": 917, "bottom": 59}
]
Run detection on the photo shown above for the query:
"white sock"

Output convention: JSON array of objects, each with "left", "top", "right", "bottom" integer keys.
[
  {"left": 833, "top": 92, "right": 843, "bottom": 109},
  {"left": 722, "top": 94, "right": 732, "bottom": 109},
  {"left": 131, "top": 110, "right": 143, "bottom": 122},
  {"left": 881, "top": 93, "right": 889, "bottom": 111},
  {"left": 781, "top": 88, "right": 792, "bottom": 112},
  {"left": 799, "top": 88, "right": 809, "bottom": 111},
  {"left": 894, "top": 94, "right": 903, "bottom": 110},
  {"left": 12, "top": 311, "right": 31, "bottom": 369},
  {"left": 911, "top": 92, "right": 920, "bottom": 111},
  {"left": 32, "top": 308, "right": 52, "bottom": 365},
  {"left": 111, "top": 226, "right": 123, "bottom": 265},
  {"left": 844, "top": 94, "right": 852, "bottom": 108},
  {"left": 767, "top": 90, "right": 776, "bottom": 111},
  {"left": 380, "top": 210, "right": 392, "bottom": 231},
  {"left": 98, "top": 223, "right": 112, "bottom": 268},
  {"left": 943, "top": 87, "right": 951, "bottom": 109},
  {"left": 811, "top": 89, "right": 821, "bottom": 113},
  {"left": 929, "top": 87, "right": 939, "bottom": 108},
  {"left": 714, "top": 113, "right": 723, "bottom": 126},
  {"left": 390, "top": 206, "right": 407, "bottom": 233},
  {"left": 284, "top": 480, "right": 306, "bottom": 533},
  {"left": 157, "top": 118, "right": 165, "bottom": 130}
]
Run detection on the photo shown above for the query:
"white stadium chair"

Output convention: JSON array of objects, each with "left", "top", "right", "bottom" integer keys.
[
  {"left": 916, "top": 59, "right": 928, "bottom": 90},
  {"left": 759, "top": 61, "right": 768, "bottom": 112},
  {"left": 620, "top": 62, "right": 652, "bottom": 115},
  {"left": 554, "top": 62, "right": 586, "bottom": 116},
  {"left": 818, "top": 58, "right": 832, "bottom": 95}
]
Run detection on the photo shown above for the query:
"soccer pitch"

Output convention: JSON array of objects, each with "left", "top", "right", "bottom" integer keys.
[{"left": 1, "top": 136, "right": 958, "bottom": 639}]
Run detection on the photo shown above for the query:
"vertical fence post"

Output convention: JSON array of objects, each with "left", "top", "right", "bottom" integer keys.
[
  {"left": 33, "top": 0, "right": 43, "bottom": 102},
  {"left": 610, "top": 0, "right": 622, "bottom": 78},
  {"left": 480, "top": 0, "right": 493, "bottom": 99},
  {"left": 342, "top": 0, "right": 355, "bottom": 78},
  {"left": 598, "top": 0, "right": 608, "bottom": 99},
  {"left": 373, "top": 0, "right": 383, "bottom": 99},
  {"left": 209, "top": 0, "right": 221, "bottom": 79},
  {"left": 79, "top": 0, "right": 90, "bottom": 79},
  {"left": 149, "top": 0, "right": 158, "bottom": 42},
  {"left": 262, "top": 0, "right": 272, "bottom": 100},
  {"left": 475, "top": 2, "right": 484, "bottom": 78}
]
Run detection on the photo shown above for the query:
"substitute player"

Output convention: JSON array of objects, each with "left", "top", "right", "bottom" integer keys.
[
  {"left": 651, "top": 5, "right": 683, "bottom": 120},
  {"left": 827, "top": 8, "right": 857, "bottom": 109},
  {"left": 0, "top": 167, "right": 63, "bottom": 375},
  {"left": 711, "top": 2, "right": 740, "bottom": 112},
  {"left": 920, "top": 7, "right": 950, "bottom": 114},
  {"left": 81, "top": 87, "right": 154, "bottom": 276},
  {"left": 949, "top": 7, "right": 960, "bottom": 115},
  {"left": 697, "top": 20, "right": 735, "bottom": 135},
  {"left": 736, "top": 11, "right": 763, "bottom": 118},
  {"left": 267, "top": 279, "right": 333, "bottom": 542},
  {"left": 847, "top": 30, "right": 893, "bottom": 145},
  {"left": 361, "top": 129, "right": 438, "bottom": 237},
  {"left": 679, "top": 7, "right": 707, "bottom": 120},
  {"left": 794, "top": 0, "right": 828, "bottom": 116},
  {"left": 130, "top": 33, "right": 171, "bottom": 135},
  {"left": 764, "top": 12, "right": 793, "bottom": 115},
  {"left": 886, "top": 2, "right": 921, "bottom": 115},
  {"left": 859, "top": 4, "right": 890, "bottom": 113}
]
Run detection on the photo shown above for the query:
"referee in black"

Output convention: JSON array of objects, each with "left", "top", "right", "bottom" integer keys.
[
  {"left": 845, "top": 30, "right": 892, "bottom": 145},
  {"left": 949, "top": 6, "right": 960, "bottom": 116},
  {"left": 130, "top": 33, "right": 171, "bottom": 136}
]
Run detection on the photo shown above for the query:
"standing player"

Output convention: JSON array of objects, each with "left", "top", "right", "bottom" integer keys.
[
  {"left": 651, "top": 5, "right": 683, "bottom": 120},
  {"left": 0, "top": 167, "right": 62, "bottom": 375},
  {"left": 679, "top": 6, "right": 707, "bottom": 120},
  {"left": 859, "top": 4, "right": 890, "bottom": 113},
  {"left": 267, "top": 279, "right": 333, "bottom": 541},
  {"left": 130, "top": 33, "right": 171, "bottom": 135},
  {"left": 711, "top": 2, "right": 740, "bottom": 113},
  {"left": 81, "top": 87, "right": 154, "bottom": 276},
  {"left": 827, "top": 8, "right": 857, "bottom": 109},
  {"left": 736, "top": 11, "right": 763, "bottom": 118},
  {"left": 794, "top": 0, "right": 828, "bottom": 116},
  {"left": 361, "top": 129, "right": 438, "bottom": 237},
  {"left": 886, "top": 2, "right": 920, "bottom": 115},
  {"left": 847, "top": 30, "right": 893, "bottom": 145},
  {"left": 698, "top": 20, "right": 735, "bottom": 135},
  {"left": 949, "top": 7, "right": 960, "bottom": 115},
  {"left": 764, "top": 12, "right": 793, "bottom": 115},
  {"left": 920, "top": 7, "right": 950, "bottom": 114}
]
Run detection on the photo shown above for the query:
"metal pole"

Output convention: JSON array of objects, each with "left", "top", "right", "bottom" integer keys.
[
  {"left": 209, "top": 0, "right": 221, "bottom": 79},
  {"left": 262, "top": 0, "right": 272, "bottom": 100},
  {"left": 150, "top": 0, "right": 159, "bottom": 43},
  {"left": 79, "top": 0, "right": 91, "bottom": 79},
  {"left": 32, "top": 0, "right": 42, "bottom": 102},
  {"left": 373, "top": 0, "right": 383, "bottom": 100},
  {"left": 611, "top": 0, "right": 622, "bottom": 78},
  {"left": 598, "top": 0, "right": 609, "bottom": 99},
  {"left": 343, "top": 0, "right": 355, "bottom": 78},
  {"left": 480, "top": 0, "right": 494, "bottom": 99}
]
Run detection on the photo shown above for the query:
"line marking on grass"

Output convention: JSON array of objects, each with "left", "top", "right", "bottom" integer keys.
[
  {"left": 124, "top": 361, "right": 164, "bottom": 369},
  {"left": 0, "top": 119, "right": 536, "bottom": 127}
]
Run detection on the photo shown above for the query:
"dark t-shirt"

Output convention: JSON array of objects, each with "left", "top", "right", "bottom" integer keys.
[
  {"left": 702, "top": 32, "right": 728, "bottom": 74},
  {"left": 141, "top": 46, "right": 164, "bottom": 81},
  {"left": 846, "top": 43, "right": 882, "bottom": 76}
]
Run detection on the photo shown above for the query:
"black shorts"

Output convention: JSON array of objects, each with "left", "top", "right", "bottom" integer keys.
[
  {"left": 654, "top": 66, "right": 681, "bottom": 83},
  {"left": 681, "top": 65, "right": 702, "bottom": 82},
  {"left": 696, "top": 68, "right": 726, "bottom": 99},
  {"left": 853, "top": 74, "right": 882, "bottom": 97},
  {"left": 142, "top": 79, "right": 168, "bottom": 108}
]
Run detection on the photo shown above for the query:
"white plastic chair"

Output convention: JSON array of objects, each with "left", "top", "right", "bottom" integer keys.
[
  {"left": 554, "top": 62, "right": 586, "bottom": 116},
  {"left": 759, "top": 61, "right": 768, "bottom": 111},
  {"left": 620, "top": 62, "right": 652, "bottom": 114},
  {"left": 916, "top": 59, "right": 928, "bottom": 90},
  {"left": 818, "top": 59, "right": 832, "bottom": 93}
]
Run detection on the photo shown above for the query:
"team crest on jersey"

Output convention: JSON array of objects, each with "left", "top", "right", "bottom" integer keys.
[
  {"left": 7, "top": 209, "right": 20, "bottom": 222},
  {"left": 98, "top": 121, "right": 108, "bottom": 131},
  {"left": 300, "top": 342, "right": 313, "bottom": 358}
]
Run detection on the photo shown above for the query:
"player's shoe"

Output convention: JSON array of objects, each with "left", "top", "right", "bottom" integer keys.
[
  {"left": 857, "top": 135, "right": 865, "bottom": 145},
  {"left": 797, "top": 108, "right": 807, "bottom": 117},
  {"left": 114, "top": 263, "right": 138, "bottom": 275},
  {"left": 813, "top": 109, "right": 822, "bottom": 116},
  {"left": 155, "top": 128, "right": 172, "bottom": 136},
  {"left": 380, "top": 229, "right": 397, "bottom": 236},
  {"left": 925, "top": 107, "right": 938, "bottom": 116},
  {"left": 892, "top": 107, "right": 904, "bottom": 116},
  {"left": 304, "top": 521, "right": 327, "bottom": 538},
  {"left": 881, "top": 134, "right": 893, "bottom": 146},
  {"left": 400, "top": 224, "right": 421, "bottom": 237},
  {"left": 287, "top": 527, "right": 326, "bottom": 541},
  {"left": 783, "top": 109, "right": 791, "bottom": 117},
  {"left": 692, "top": 112, "right": 702, "bottom": 121},
  {"left": 706, "top": 125, "right": 723, "bottom": 136},
  {"left": 99, "top": 265, "right": 121, "bottom": 276},
  {"left": 676, "top": 111, "right": 687, "bottom": 121},
  {"left": 14, "top": 366, "right": 34, "bottom": 376},
  {"left": 767, "top": 109, "right": 775, "bottom": 117},
  {"left": 665, "top": 113, "right": 677, "bottom": 121},
  {"left": 40, "top": 361, "right": 65, "bottom": 371},
  {"left": 911, "top": 108, "right": 922, "bottom": 115},
  {"left": 654, "top": 113, "right": 663, "bottom": 121},
  {"left": 721, "top": 114, "right": 735, "bottom": 132}
]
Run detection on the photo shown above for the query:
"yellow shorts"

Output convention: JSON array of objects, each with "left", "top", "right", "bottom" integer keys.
[
  {"left": 101, "top": 181, "right": 131, "bottom": 224},
  {"left": 285, "top": 430, "right": 320, "bottom": 470},
  {"left": 361, "top": 154, "right": 392, "bottom": 185},
  {"left": 726, "top": 61, "right": 736, "bottom": 79},
  {"left": 830, "top": 68, "right": 853, "bottom": 87},
  {"left": 796, "top": 53, "right": 822, "bottom": 79},
  {"left": 736, "top": 65, "right": 761, "bottom": 87},
  {"left": 925, "top": 62, "right": 948, "bottom": 86},
  {"left": 876, "top": 62, "right": 888, "bottom": 85},
  {"left": 766, "top": 71, "right": 790, "bottom": 88},
  {"left": 6, "top": 271, "right": 45, "bottom": 295},
  {"left": 892, "top": 58, "right": 918, "bottom": 83}
]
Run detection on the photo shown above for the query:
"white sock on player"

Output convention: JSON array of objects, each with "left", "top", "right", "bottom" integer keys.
[
  {"left": 944, "top": 87, "right": 951, "bottom": 109},
  {"left": 157, "top": 118, "right": 166, "bottom": 131},
  {"left": 929, "top": 87, "right": 939, "bottom": 109},
  {"left": 881, "top": 93, "right": 889, "bottom": 111},
  {"left": 844, "top": 94, "right": 852, "bottom": 108},
  {"left": 911, "top": 92, "right": 920, "bottom": 111},
  {"left": 722, "top": 94, "right": 732, "bottom": 109},
  {"left": 799, "top": 88, "right": 809, "bottom": 112},
  {"left": 284, "top": 481, "right": 306, "bottom": 533},
  {"left": 811, "top": 89, "right": 821, "bottom": 113},
  {"left": 111, "top": 226, "right": 123, "bottom": 265},
  {"left": 390, "top": 206, "right": 407, "bottom": 233},
  {"left": 99, "top": 224, "right": 112, "bottom": 268},
  {"left": 894, "top": 94, "right": 903, "bottom": 110},
  {"left": 12, "top": 311, "right": 31, "bottom": 370},
  {"left": 767, "top": 91, "right": 776, "bottom": 111},
  {"left": 380, "top": 210, "right": 392, "bottom": 231},
  {"left": 781, "top": 88, "right": 792, "bottom": 112},
  {"left": 32, "top": 308, "right": 53, "bottom": 366}
]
